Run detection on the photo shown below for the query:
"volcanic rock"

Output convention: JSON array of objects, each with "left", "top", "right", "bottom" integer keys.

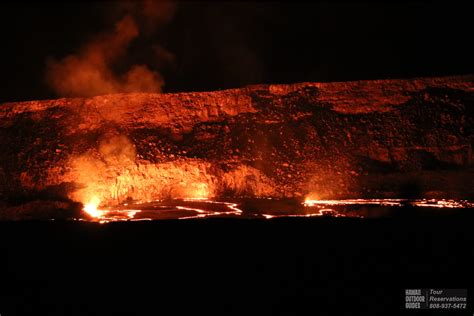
[{"left": 0, "top": 75, "right": 473, "bottom": 209}]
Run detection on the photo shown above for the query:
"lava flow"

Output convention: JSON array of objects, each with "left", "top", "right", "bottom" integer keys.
[
  {"left": 81, "top": 197, "right": 244, "bottom": 223},
  {"left": 80, "top": 197, "right": 474, "bottom": 223}
]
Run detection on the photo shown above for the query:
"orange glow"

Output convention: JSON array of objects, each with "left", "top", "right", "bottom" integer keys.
[
  {"left": 304, "top": 199, "right": 318, "bottom": 207},
  {"left": 184, "top": 182, "right": 210, "bottom": 199},
  {"left": 74, "top": 197, "right": 473, "bottom": 223},
  {"left": 83, "top": 196, "right": 102, "bottom": 218},
  {"left": 67, "top": 134, "right": 275, "bottom": 210},
  {"left": 83, "top": 196, "right": 140, "bottom": 223},
  {"left": 304, "top": 193, "right": 320, "bottom": 207}
]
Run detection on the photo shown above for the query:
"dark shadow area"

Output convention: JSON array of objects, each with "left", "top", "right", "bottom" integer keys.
[
  {"left": 1, "top": 217, "right": 474, "bottom": 315},
  {"left": 0, "top": 2, "right": 472, "bottom": 101}
]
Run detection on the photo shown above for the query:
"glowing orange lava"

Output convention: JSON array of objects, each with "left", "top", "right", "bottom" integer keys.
[
  {"left": 78, "top": 195, "right": 472, "bottom": 223},
  {"left": 83, "top": 197, "right": 103, "bottom": 218}
]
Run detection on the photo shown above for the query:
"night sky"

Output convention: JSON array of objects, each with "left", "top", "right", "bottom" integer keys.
[{"left": 0, "top": 0, "right": 472, "bottom": 102}]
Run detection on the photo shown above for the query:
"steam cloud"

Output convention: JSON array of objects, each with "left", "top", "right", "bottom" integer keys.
[
  {"left": 45, "top": 0, "right": 176, "bottom": 97},
  {"left": 68, "top": 132, "right": 275, "bottom": 206}
]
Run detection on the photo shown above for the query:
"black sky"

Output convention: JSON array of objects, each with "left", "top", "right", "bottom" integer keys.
[{"left": 0, "top": 1, "right": 472, "bottom": 102}]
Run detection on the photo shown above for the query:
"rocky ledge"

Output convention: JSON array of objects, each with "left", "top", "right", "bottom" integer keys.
[{"left": 0, "top": 75, "right": 473, "bottom": 214}]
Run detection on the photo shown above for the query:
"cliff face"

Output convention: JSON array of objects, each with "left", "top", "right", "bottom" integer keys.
[{"left": 0, "top": 75, "right": 473, "bottom": 208}]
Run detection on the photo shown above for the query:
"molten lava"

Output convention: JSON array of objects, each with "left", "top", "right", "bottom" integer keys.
[
  {"left": 78, "top": 195, "right": 474, "bottom": 223},
  {"left": 83, "top": 197, "right": 102, "bottom": 218}
]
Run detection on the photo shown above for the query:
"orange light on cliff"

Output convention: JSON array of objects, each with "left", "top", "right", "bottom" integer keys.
[
  {"left": 184, "top": 182, "right": 210, "bottom": 200},
  {"left": 83, "top": 196, "right": 102, "bottom": 218},
  {"left": 304, "top": 194, "right": 320, "bottom": 207}
]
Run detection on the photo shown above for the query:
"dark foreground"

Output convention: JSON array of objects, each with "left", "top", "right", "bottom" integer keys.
[{"left": 1, "top": 214, "right": 474, "bottom": 315}]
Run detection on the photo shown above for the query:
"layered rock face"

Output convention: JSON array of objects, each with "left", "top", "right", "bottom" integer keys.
[{"left": 0, "top": 75, "right": 473, "bottom": 208}]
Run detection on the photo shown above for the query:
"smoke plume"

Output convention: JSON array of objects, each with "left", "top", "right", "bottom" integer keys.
[
  {"left": 45, "top": 0, "right": 176, "bottom": 97},
  {"left": 68, "top": 132, "right": 275, "bottom": 207}
]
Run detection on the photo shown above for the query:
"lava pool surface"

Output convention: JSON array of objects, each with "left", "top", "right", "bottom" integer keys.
[{"left": 79, "top": 198, "right": 474, "bottom": 223}]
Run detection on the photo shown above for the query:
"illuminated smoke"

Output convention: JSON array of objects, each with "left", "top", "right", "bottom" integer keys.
[
  {"left": 67, "top": 134, "right": 276, "bottom": 208},
  {"left": 45, "top": 0, "right": 176, "bottom": 97}
]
